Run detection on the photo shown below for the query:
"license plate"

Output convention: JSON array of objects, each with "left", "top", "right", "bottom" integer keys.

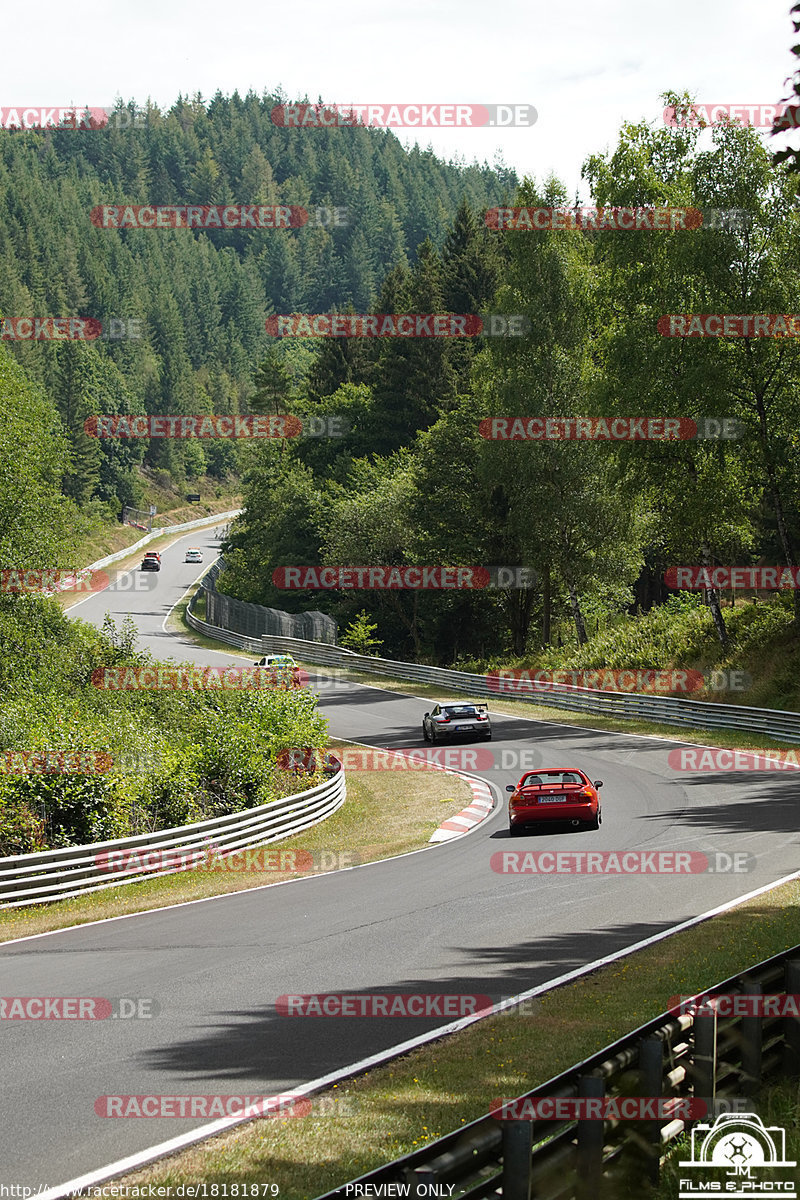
[
  {"left": 456, "top": 724, "right": 472, "bottom": 731},
  {"left": 538, "top": 795, "right": 567, "bottom": 804}
]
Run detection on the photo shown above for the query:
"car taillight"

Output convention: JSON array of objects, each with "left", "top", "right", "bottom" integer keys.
[
  {"left": 438, "top": 715, "right": 450, "bottom": 723},
  {"left": 578, "top": 787, "right": 593, "bottom": 797},
  {"left": 476, "top": 714, "right": 488, "bottom": 722}
]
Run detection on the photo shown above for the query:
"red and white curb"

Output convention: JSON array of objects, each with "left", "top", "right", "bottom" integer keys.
[{"left": 430, "top": 776, "right": 494, "bottom": 842}]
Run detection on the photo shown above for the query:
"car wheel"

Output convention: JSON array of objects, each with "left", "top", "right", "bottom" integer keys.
[
  {"left": 509, "top": 824, "right": 524, "bottom": 837},
  {"left": 587, "top": 810, "right": 601, "bottom": 830},
  {"left": 484, "top": 732, "right": 492, "bottom": 741},
  {"left": 429, "top": 725, "right": 437, "bottom": 744},
  {"left": 422, "top": 724, "right": 430, "bottom": 743}
]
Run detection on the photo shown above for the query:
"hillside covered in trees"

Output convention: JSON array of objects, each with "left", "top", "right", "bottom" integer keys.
[
  {"left": 220, "top": 91, "right": 800, "bottom": 665},
  {"left": 3, "top": 89, "right": 800, "bottom": 673},
  {"left": 0, "top": 91, "right": 515, "bottom": 521}
]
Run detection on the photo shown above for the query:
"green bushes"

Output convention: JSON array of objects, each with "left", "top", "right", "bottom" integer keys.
[
  {"left": 0, "top": 796, "right": 46, "bottom": 856},
  {"left": 0, "top": 600, "right": 330, "bottom": 854},
  {"left": 450, "top": 594, "right": 799, "bottom": 709}
]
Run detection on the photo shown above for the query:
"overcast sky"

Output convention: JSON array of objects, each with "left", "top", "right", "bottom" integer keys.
[{"left": 5, "top": 0, "right": 798, "bottom": 196}]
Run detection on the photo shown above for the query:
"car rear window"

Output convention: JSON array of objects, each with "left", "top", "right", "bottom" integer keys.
[
  {"left": 521, "top": 772, "right": 584, "bottom": 787},
  {"left": 444, "top": 706, "right": 479, "bottom": 716}
]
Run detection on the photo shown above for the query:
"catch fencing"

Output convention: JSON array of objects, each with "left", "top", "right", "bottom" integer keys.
[
  {"left": 317, "top": 947, "right": 800, "bottom": 1199},
  {"left": 0, "top": 762, "right": 346, "bottom": 909},
  {"left": 121, "top": 505, "right": 154, "bottom": 532},
  {"left": 191, "top": 559, "right": 338, "bottom": 644}
]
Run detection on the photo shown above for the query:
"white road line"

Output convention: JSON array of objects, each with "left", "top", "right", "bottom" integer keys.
[
  {"left": 28, "top": 610, "right": 799, "bottom": 1193},
  {"left": 36, "top": 864, "right": 800, "bottom": 1200}
]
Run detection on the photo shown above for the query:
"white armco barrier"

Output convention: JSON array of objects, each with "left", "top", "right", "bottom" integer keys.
[
  {"left": 0, "top": 763, "right": 345, "bottom": 909},
  {"left": 184, "top": 610, "right": 800, "bottom": 745}
]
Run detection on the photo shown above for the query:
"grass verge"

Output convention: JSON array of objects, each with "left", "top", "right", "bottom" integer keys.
[
  {"left": 72, "top": 497, "right": 241, "bottom": 572},
  {"left": 36, "top": 611, "right": 794, "bottom": 1196},
  {"left": 98, "top": 876, "right": 800, "bottom": 1199},
  {"left": 55, "top": 507, "right": 240, "bottom": 614}
]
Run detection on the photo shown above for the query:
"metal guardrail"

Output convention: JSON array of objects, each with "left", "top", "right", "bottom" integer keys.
[
  {"left": 317, "top": 947, "right": 800, "bottom": 1199},
  {"left": 0, "top": 763, "right": 346, "bottom": 908},
  {"left": 182, "top": 621, "right": 800, "bottom": 745},
  {"left": 79, "top": 509, "right": 242, "bottom": 576}
]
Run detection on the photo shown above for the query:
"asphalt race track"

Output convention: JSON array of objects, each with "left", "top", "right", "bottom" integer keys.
[{"left": 2, "top": 527, "right": 799, "bottom": 1189}]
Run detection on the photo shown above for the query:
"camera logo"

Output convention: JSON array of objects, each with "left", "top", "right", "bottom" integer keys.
[{"left": 679, "top": 1112, "right": 795, "bottom": 1198}]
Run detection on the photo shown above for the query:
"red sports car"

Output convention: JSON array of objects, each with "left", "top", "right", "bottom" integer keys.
[{"left": 506, "top": 768, "right": 603, "bottom": 835}]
